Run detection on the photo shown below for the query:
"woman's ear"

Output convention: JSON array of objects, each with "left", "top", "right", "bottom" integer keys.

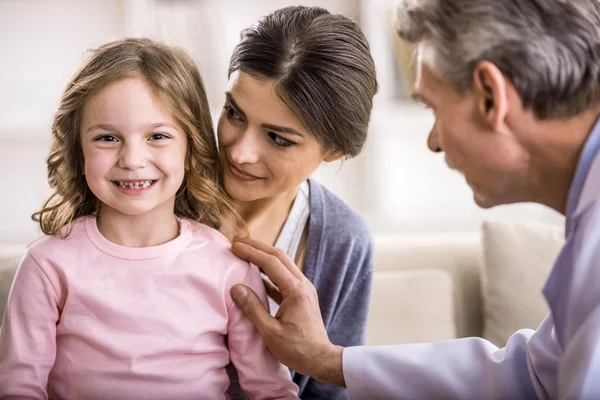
[
  {"left": 472, "top": 61, "right": 508, "bottom": 132},
  {"left": 323, "top": 151, "right": 346, "bottom": 163}
]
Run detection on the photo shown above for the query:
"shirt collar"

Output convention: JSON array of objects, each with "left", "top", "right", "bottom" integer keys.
[{"left": 565, "top": 116, "right": 600, "bottom": 233}]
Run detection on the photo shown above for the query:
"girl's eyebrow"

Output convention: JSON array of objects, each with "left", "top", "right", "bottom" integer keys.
[
  {"left": 145, "top": 122, "right": 179, "bottom": 131},
  {"left": 85, "top": 124, "right": 118, "bottom": 134},
  {"left": 85, "top": 122, "right": 178, "bottom": 134}
]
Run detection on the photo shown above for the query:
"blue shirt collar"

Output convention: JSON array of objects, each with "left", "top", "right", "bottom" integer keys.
[{"left": 565, "top": 116, "right": 600, "bottom": 231}]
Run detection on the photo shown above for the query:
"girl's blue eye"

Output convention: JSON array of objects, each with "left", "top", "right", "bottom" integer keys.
[
  {"left": 150, "top": 133, "right": 169, "bottom": 140},
  {"left": 268, "top": 132, "right": 296, "bottom": 148},
  {"left": 95, "top": 135, "right": 118, "bottom": 142}
]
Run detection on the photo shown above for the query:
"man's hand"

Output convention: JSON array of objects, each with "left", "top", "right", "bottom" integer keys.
[{"left": 230, "top": 236, "right": 346, "bottom": 387}]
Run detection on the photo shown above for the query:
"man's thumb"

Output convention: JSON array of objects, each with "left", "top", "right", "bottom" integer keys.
[{"left": 230, "top": 284, "right": 275, "bottom": 331}]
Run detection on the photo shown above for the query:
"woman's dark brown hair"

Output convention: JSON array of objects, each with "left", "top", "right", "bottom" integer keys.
[{"left": 229, "top": 6, "right": 378, "bottom": 157}]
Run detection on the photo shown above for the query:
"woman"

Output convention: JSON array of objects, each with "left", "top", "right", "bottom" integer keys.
[{"left": 221, "top": 6, "right": 378, "bottom": 399}]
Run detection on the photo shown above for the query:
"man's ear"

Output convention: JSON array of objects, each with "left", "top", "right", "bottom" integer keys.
[
  {"left": 472, "top": 61, "right": 508, "bottom": 131},
  {"left": 323, "top": 151, "right": 346, "bottom": 163}
]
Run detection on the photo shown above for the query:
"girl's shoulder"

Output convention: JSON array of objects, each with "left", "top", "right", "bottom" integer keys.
[
  {"left": 182, "top": 218, "right": 249, "bottom": 265},
  {"left": 27, "top": 217, "right": 89, "bottom": 253},
  {"left": 182, "top": 218, "right": 232, "bottom": 248},
  {"left": 22, "top": 217, "right": 91, "bottom": 273}
]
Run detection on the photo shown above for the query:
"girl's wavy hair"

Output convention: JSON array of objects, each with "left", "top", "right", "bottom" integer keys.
[{"left": 33, "top": 37, "right": 238, "bottom": 236}]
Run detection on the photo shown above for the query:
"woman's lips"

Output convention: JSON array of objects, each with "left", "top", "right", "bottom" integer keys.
[{"left": 228, "top": 162, "right": 262, "bottom": 181}]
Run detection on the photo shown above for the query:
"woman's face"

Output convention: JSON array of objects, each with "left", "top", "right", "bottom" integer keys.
[{"left": 217, "top": 70, "right": 341, "bottom": 202}]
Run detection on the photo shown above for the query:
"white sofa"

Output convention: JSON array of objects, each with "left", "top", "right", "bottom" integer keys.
[
  {"left": 0, "top": 219, "right": 564, "bottom": 348},
  {"left": 367, "top": 219, "right": 564, "bottom": 347}
]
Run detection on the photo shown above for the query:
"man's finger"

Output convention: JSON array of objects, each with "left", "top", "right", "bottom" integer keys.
[
  {"left": 262, "top": 278, "right": 283, "bottom": 305},
  {"left": 232, "top": 241, "right": 298, "bottom": 294},
  {"left": 233, "top": 236, "right": 305, "bottom": 280},
  {"left": 230, "top": 284, "right": 281, "bottom": 336}
]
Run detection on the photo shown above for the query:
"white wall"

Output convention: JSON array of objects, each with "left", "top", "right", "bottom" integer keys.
[
  {"left": 0, "top": 0, "right": 125, "bottom": 131},
  {"left": 0, "top": 0, "right": 125, "bottom": 242},
  {"left": 358, "top": 104, "right": 564, "bottom": 233},
  {"left": 137, "top": 0, "right": 360, "bottom": 111},
  {"left": 0, "top": 0, "right": 564, "bottom": 244}
]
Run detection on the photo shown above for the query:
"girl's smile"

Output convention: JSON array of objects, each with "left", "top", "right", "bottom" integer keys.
[{"left": 111, "top": 179, "right": 158, "bottom": 195}]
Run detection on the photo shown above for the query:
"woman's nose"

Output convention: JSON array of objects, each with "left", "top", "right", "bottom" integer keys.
[{"left": 229, "top": 130, "right": 260, "bottom": 165}]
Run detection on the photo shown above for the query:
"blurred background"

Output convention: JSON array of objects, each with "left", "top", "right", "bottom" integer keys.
[{"left": 0, "top": 0, "right": 563, "bottom": 244}]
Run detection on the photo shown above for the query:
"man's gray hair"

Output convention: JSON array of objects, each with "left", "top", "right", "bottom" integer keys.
[{"left": 396, "top": 0, "right": 600, "bottom": 119}]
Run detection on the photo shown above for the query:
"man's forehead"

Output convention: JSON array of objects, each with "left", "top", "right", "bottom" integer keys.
[
  {"left": 413, "top": 46, "right": 432, "bottom": 102},
  {"left": 414, "top": 44, "right": 448, "bottom": 103}
]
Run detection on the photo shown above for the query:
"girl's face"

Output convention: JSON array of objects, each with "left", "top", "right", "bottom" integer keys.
[
  {"left": 217, "top": 70, "right": 342, "bottom": 202},
  {"left": 80, "top": 76, "right": 188, "bottom": 220}
]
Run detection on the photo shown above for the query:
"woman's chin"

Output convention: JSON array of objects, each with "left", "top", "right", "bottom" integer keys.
[{"left": 225, "top": 180, "right": 261, "bottom": 202}]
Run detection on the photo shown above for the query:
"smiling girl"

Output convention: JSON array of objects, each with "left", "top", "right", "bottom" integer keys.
[{"left": 0, "top": 38, "right": 298, "bottom": 400}]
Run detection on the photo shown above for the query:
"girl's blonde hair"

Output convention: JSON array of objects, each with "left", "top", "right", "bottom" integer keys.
[{"left": 33, "top": 37, "right": 237, "bottom": 236}]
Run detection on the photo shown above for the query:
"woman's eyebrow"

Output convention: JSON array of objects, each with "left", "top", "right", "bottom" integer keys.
[
  {"left": 225, "top": 92, "right": 246, "bottom": 119},
  {"left": 262, "top": 123, "right": 304, "bottom": 137}
]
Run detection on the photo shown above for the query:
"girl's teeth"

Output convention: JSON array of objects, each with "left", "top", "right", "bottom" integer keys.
[{"left": 117, "top": 180, "right": 153, "bottom": 189}]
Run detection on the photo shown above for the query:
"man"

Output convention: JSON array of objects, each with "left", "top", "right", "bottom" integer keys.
[{"left": 229, "top": 0, "right": 600, "bottom": 398}]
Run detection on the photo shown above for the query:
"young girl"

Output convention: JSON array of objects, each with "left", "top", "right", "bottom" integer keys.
[{"left": 0, "top": 38, "right": 298, "bottom": 399}]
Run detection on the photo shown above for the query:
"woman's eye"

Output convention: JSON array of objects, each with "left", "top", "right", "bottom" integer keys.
[
  {"left": 94, "top": 135, "right": 118, "bottom": 142},
  {"left": 224, "top": 105, "right": 238, "bottom": 120},
  {"left": 268, "top": 132, "right": 296, "bottom": 148},
  {"left": 149, "top": 133, "right": 169, "bottom": 140}
]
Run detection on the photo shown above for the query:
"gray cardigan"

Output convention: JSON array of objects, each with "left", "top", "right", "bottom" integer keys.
[{"left": 227, "top": 179, "right": 374, "bottom": 399}]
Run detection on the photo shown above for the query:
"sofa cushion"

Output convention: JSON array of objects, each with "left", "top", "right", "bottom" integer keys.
[
  {"left": 481, "top": 219, "right": 564, "bottom": 346},
  {"left": 367, "top": 268, "right": 455, "bottom": 345},
  {"left": 372, "top": 234, "right": 483, "bottom": 338}
]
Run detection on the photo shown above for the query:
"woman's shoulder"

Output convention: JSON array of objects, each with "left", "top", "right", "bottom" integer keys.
[
  {"left": 305, "top": 180, "right": 373, "bottom": 296},
  {"left": 307, "top": 178, "right": 371, "bottom": 244}
]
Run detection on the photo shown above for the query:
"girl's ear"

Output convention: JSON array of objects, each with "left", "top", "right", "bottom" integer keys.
[{"left": 185, "top": 151, "right": 191, "bottom": 171}]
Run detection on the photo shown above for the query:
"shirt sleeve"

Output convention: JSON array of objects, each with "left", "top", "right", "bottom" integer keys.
[
  {"left": 341, "top": 205, "right": 600, "bottom": 399},
  {"left": 227, "top": 263, "right": 300, "bottom": 400},
  {"left": 343, "top": 324, "right": 550, "bottom": 399},
  {"left": 0, "top": 252, "right": 61, "bottom": 399}
]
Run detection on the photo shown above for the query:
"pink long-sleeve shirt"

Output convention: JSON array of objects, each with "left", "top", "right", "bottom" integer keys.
[{"left": 0, "top": 216, "right": 299, "bottom": 399}]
